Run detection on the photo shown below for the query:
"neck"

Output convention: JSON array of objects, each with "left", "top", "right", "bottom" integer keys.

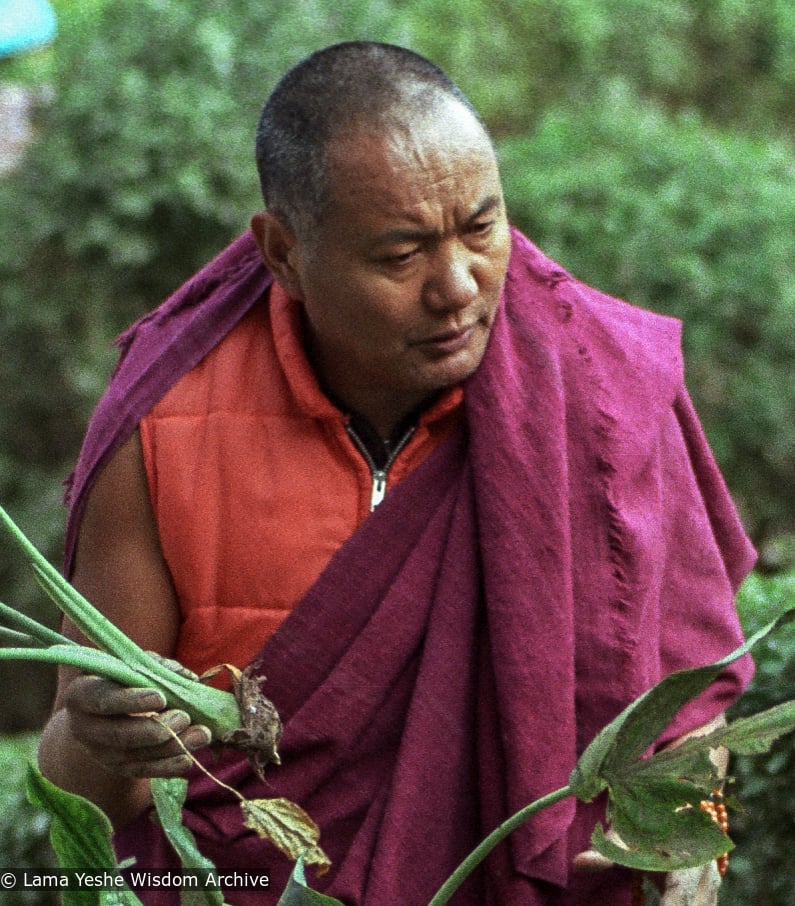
[{"left": 326, "top": 381, "right": 434, "bottom": 443}]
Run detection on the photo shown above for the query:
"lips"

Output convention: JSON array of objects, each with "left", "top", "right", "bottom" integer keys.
[{"left": 415, "top": 323, "right": 477, "bottom": 357}]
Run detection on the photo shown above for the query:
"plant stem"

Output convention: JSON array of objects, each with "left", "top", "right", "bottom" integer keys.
[
  {"left": 0, "top": 599, "right": 77, "bottom": 646},
  {"left": 426, "top": 785, "right": 573, "bottom": 906},
  {"left": 0, "top": 645, "right": 147, "bottom": 687}
]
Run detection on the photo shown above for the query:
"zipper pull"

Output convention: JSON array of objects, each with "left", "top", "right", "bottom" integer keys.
[{"left": 370, "top": 470, "right": 387, "bottom": 510}]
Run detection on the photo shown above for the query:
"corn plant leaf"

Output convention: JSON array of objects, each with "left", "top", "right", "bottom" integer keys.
[
  {"left": 25, "top": 763, "right": 143, "bottom": 906},
  {"left": 241, "top": 798, "right": 331, "bottom": 876},
  {"left": 150, "top": 778, "right": 225, "bottom": 906},
  {"left": 276, "top": 858, "right": 345, "bottom": 906}
]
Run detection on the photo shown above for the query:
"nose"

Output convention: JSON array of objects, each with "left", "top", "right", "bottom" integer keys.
[{"left": 423, "top": 243, "right": 479, "bottom": 312}]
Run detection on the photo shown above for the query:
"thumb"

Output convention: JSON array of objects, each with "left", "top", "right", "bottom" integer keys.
[{"left": 572, "top": 848, "right": 615, "bottom": 872}]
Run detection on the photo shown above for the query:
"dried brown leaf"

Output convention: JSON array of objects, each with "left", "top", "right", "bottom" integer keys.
[
  {"left": 218, "top": 662, "right": 283, "bottom": 778},
  {"left": 241, "top": 797, "right": 331, "bottom": 876}
]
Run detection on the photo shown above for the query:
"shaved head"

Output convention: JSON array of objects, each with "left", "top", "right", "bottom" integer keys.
[{"left": 255, "top": 42, "right": 489, "bottom": 238}]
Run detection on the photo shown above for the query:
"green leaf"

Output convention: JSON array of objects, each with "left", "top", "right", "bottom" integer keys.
[
  {"left": 602, "top": 771, "right": 734, "bottom": 871},
  {"left": 276, "top": 858, "right": 344, "bottom": 906},
  {"left": 567, "top": 607, "right": 795, "bottom": 872},
  {"left": 690, "top": 700, "right": 795, "bottom": 757},
  {"left": 150, "top": 778, "right": 224, "bottom": 906},
  {"left": 635, "top": 700, "right": 795, "bottom": 783},
  {"left": 0, "top": 598, "right": 77, "bottom": 646},
  {"left": 570, "top": 607, "right": 795, "bottom": 801},
  {"left": 25, "top": 763, "right": 143, "bottom": 906}
]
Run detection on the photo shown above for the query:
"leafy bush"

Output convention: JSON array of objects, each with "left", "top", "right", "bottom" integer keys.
[
  {"left": 721, "top": 571, "right": 795, "bottom": 905},
  {"left": 0, "top": 734, "right": 56, "bottom": 906}
]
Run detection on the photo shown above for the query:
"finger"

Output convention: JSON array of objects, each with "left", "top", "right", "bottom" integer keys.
[
  {"left": 145, "top": 651, "right": 200, "bottom": 682},
  {"left": 79, "top": 724, "right": 213, "bottom": 777},
  {"left": 67, "top": 707, "right": 192, "bottom": 750},
  {"left": 661, "top": 863, "right": 721, "bottom": 905},
  {"left": 572, "top": 849, "right": 615, "bottom": 872},
  {"left": 65, "top": 674, "right": 167, "bottom": 717}
]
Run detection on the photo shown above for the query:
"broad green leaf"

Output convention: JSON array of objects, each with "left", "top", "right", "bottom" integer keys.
[
  {"left": 586, "top": 695, "right": 795, "bottom": 871},
  {"left": 590, "top": 741, "right": 727, "bottom": 872},
  {"left": 590, "top": 813, "right": 729, "bottom": 874},
  {"left": 596, "top": 772, "right": 733, "bottom": 871},
  {"left": 276, "top": 858, "right": 345, "bottom": 906},
  {"left": 674, "top": 700, "right": 795, "bottom": 757},
  {"left": 241, "top": 798, "right": 331, "bottom": 876},
  {"left": 568, "top": 608, "right": 795, "bottom": 872},
  {"left": 150, "top": 778, "right": 224, "bottom": 906},
  {"left": 25, "top": 764, "right": 143, "bottom": 906},
  {"left": 570, "top": 607, "right": 795, "bottom": 801}
]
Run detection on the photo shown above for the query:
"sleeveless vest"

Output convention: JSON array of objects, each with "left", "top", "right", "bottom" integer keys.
[{"left": 139, "top": 281, "right": 462, "bottom": 677}]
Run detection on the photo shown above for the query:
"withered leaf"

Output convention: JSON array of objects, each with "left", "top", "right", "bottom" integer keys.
[
  {"left": 219, "top": 663, "right": 283, "bottom": 779},
  {"left": 241, "top": 797, "right": 331, "bottom": 876}
]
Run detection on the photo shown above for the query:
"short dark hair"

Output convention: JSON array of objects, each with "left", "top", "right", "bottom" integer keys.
[{"left": 255, "top": 41, "right": 486, "bottom": 237}]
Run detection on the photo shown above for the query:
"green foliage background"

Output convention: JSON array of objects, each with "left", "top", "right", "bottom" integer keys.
[{"left": 0, "top": 0, "right": 793, "bottom": 903}]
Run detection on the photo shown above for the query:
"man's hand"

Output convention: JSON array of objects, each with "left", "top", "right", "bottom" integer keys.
[
  {"left": 658, "top": 864, "right": 721, "bottom": 905},
  {"left": 63, "top": 675, "right": 212, "bottom": 778},
  {"left": 574, "top": 850, "right": 720, "bottom": 905}
]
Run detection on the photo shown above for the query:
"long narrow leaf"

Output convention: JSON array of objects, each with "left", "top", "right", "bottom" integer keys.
[
  {"left": 0, "top": 598, "right": 78, "bottom": 646},
  {"left": 0, "top": 506, "right": 181, "bottom": 686},
  {"left": 0, "top": 645, "right": 148, "bottom": 687},
  {"left": 0, "top": 626, "right": 44, "bottom": 646},
  {"left": 1, "top": 505, "right": 243, "bottom": 738},
  {"left": 150, "top": 778, "right": 225, "bottom": 906}
]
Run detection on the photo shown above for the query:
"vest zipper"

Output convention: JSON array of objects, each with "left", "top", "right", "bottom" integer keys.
[{"left": 345, "top": 422, "right": 416, "bottom": 511}]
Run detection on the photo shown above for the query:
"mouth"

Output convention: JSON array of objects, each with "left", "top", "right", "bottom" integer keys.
[{"left": 414, "top": 323, "right": 478, "bottom": 357}]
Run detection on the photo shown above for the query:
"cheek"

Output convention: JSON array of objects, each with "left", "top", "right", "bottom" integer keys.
[{"left": 345, "top": 282, "right": 420, "bottom": 338}]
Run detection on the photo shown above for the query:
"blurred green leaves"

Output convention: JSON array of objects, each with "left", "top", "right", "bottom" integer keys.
[{"left": 721, "top": 571, "right": 795, "bottom": 903}]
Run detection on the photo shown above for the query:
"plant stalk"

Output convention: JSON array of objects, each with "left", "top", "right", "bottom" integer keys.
[
  {"left": 0, "top": 504, "right": 243, "bottom": 739},
  {"left": 426, "top": 785, "right": 573, "bottom": 906}
]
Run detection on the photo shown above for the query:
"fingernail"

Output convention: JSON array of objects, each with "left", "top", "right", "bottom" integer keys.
[
  {"left": 184, "top": 726, "right": 212, "bottom": 750},
  {"left": 140, "top": 690, "right": 168, "bottom": 711},
  {"left": 164, "top": 710, "right": 190, "bottom": 730}
]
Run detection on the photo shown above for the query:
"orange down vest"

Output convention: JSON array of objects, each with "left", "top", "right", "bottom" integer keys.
[{"left": 140, "top": 281, "right": 462, "bottom": 677}]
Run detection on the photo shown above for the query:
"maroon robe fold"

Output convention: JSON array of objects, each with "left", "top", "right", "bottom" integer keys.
[{"left": 65, "top": 229, "right": 756, "bottom": 905}]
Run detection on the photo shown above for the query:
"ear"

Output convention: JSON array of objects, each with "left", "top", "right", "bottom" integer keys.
[{"left": 250, "top": 211, "right": 305, "bottom": 300}]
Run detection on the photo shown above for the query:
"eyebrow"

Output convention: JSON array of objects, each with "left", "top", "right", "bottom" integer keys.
[{"left": 374, "top": 195, "right": 503, "bottom": 246}]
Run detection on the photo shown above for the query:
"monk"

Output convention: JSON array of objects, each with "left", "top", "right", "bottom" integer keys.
[{"left": 38, "top": 42, "right": 754, "bottom": 905}]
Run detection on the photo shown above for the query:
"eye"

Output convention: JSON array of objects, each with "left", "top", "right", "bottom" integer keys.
[
  {"left": 468, "top": 219, "right": 494, "bottom": 236},
  {"left": 383, "top": 248, "right": 419, "bottom": 267}
]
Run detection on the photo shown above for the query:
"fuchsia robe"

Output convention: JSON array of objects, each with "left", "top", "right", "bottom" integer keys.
[{"left": 64, "top": 229, "right": 755, "bottom": 905}]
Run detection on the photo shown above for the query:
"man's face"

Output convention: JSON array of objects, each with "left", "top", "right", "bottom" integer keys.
[{"left": 267, "top": 98, "right": 511, "bottom": 433}]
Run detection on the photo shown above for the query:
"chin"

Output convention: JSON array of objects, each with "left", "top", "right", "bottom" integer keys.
[{"left": 427, "top": 349, "right": 487, "bottom": 391}]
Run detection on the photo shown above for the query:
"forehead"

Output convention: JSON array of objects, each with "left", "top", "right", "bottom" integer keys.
[{"left": 321, "top": 100, "right": 502, "bottom": 232}]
